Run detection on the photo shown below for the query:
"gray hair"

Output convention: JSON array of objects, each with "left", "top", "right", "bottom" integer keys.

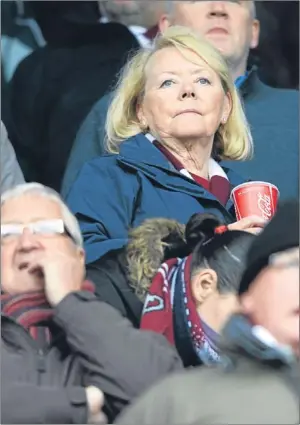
[{"left": 1, "top": 183, "right": 83, "bottom": 248}]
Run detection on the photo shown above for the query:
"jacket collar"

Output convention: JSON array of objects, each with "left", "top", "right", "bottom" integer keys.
[
  {"left": 238, "top": 66, "right": 262, "bottom": 99},
  {"left": 117, "top": 133, "right": 244, "bottom": 217}
]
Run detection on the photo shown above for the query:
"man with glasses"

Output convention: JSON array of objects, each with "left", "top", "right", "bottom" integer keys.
[
  {"left": 1, "top": 182, "right": 182, "bottom": 424},
  {"left": 117, "top": 200, "right": 299, "bottom": 425}
]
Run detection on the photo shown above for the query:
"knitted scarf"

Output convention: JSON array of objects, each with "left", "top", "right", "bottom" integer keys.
[
  {"left": 141, "top": 256, "right": 221, "bottom": 367},
  {"left": 1, "top": 280, "right": 95, "bottom": 344}
]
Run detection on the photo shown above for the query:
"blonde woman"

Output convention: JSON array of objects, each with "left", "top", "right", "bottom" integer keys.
[{"left": 67, "top": 26, "right": 265, "bottom": 265}]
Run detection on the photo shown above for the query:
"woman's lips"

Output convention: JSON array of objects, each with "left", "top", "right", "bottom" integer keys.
[{"left": 207, "top": 28, "right": 229, "bottom": 35}]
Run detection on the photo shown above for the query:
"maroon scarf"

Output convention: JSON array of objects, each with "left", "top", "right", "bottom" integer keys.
[
  {"left": 153, "top": 140, "right": 231, "bottom": 205},
  {"left": 1, "top": 281, "right": 95, "bottom": 343},
  {"left": 141, "top": 256, "right": 221, "bottom": 366}
]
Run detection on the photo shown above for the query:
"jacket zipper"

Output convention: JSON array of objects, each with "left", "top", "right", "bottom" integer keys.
[{"left": 36, "top": 348, "right": 46, "bottom": 385}]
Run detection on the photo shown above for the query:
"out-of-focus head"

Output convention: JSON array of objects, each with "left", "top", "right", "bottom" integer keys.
[
  {"left": 98, "top": 0, "right": 163, "bottom": 28},
  {"left": 1, "top": 183, "right": 85, "bottom": 295},
  {"left": 186, "top": 213, "right": 255, "bottom": 332},
  {"left": 106, "top": 25, "right": 253, "bottom": 161},
  {"left": 159, "top": 1, "right": 259, "bottom": 73},
  {"left": 239, "top": 200, "right": 299, "bottom": 355}
]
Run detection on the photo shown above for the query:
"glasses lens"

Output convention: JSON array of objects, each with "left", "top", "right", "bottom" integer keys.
[{"left": 33, "top": 219, "right": 65, "bottom": 235}]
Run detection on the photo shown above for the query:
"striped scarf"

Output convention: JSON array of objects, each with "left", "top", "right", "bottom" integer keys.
[
  {"left": 141, "top": 256, "right": 221, "bottom": 367},
  {"left": 1, "top": 281, "right": 95, "bottom": 344}
]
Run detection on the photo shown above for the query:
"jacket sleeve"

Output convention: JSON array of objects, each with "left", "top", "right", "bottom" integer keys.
[
  {"left": 115, "top": 374, "right": 177, "bottom": 425},
  {"left": 65, "top": 158, "right": 140, "bottom": 264},
  {"left": 61, "top": 93, "right": 111, "bottom": 199},
  {"left": 53, "top": 292, "right": 183, "bottom": 419},
  {"left": 1, "top": 384, "right": 87, "bottom": 424}
]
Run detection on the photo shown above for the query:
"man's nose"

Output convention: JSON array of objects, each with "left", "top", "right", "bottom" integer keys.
[
  {"left": 16, "top": 228, "right": 41, "bottom": 252},
  {"left": 207, "top": 1, "right": 229, "bottom": 18}
]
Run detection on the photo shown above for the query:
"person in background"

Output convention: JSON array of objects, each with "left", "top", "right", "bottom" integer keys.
[
  {"left": 0, "top": 121, "right": 24, "bottom": 195},
  {"left": 66, "top": 26, "right": 266, "bottom": 266},
  {"left": 1, "top": 183, "right": 182, "bottom": 424},
  {"left": 116, "top": 200, "right": 299, "bottom": 425},
  {"left": 140, "top": 213, "right": 255, "bottom": 367},
  {"left": 62, "top": 0, "right": 298, "bottom": 201},
  {"left": 98, "top": 0, "right": 163, "bottom": 48},
  {"left": 159, "top": 0, "right": 298, "bottom": 199},
  {"left": 6, "top": 1, "right": 140, "bottom": 192}
]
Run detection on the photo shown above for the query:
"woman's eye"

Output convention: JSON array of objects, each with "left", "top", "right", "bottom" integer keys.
[
  {"left": 160, "top": 79, "right": 174, "bottom": 88},
  {"left": 197, "top": 77, "right": 211, "bottom": 85}
]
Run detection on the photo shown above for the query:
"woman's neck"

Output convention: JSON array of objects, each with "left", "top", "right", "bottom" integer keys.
[{"left": 162, "top": 136, "right": 213, "bottom": 179}]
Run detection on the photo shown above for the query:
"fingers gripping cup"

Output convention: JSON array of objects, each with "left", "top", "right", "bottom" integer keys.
[{"left": 231, "top": 181, "right": 279, "bottom": 220}]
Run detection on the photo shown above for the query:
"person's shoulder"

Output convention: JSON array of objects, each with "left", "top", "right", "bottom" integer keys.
[{"left": 255, "top": 80, "right": 298, "bottom": 104}]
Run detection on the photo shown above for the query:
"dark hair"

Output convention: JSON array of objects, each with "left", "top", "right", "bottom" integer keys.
[{"left": 185, "top": 213, "right": 256, "bottom": 294}]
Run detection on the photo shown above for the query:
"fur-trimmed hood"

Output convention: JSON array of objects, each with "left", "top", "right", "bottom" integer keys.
[{"left": 125, "top": 218, "right": 187, "bottom": 301}]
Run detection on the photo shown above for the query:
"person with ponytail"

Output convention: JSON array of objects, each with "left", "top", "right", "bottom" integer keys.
[{"left": 141, "top": 213, "right": 256, "bottom": 367}]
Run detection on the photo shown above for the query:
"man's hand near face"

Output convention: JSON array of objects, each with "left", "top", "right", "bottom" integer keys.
[{"left": 28, "top": 249, "right": 85, "bottom": 306}]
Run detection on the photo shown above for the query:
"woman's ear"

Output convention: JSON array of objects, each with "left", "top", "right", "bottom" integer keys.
[
  {"left": 222, "top": 92, "right": 232, "bottom": 124},
  {"left": 136, "top": 102, "right": 144, "bottom": 125},
  {"left": 191, "top": 268, "right": 218, "bottom": 305}
]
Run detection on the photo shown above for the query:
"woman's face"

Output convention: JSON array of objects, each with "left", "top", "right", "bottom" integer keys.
[{"left": 138, "top": 46, "right": 231, "bottom": 144}]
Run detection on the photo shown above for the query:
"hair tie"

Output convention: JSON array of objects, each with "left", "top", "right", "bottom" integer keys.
[{"left": 214, "top": 225, "right": 228, "bottom": 235}]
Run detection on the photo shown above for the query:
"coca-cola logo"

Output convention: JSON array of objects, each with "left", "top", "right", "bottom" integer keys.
[{"left": 257, "top": 192, "right": 272, "bottom": 219}]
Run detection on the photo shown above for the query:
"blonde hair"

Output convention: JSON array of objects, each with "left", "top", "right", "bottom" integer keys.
[{"left": 106, "top": 25, "right": 253, "bottom": 161}]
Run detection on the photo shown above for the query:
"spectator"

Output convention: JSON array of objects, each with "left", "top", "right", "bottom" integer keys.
[
  {"left": 66, "top": 26, "right": 266, "bottom": 265},
  {"left": 6, "top": 1, "right": 140, "bottom": 191},
  {"left": 1, "top": 182, "right": 183, "bottom": 424},
  {"left": 87, "top": 217, "right": 187, "bottom": 327},
  {"left": 116, "top": 200, "right": 299, "bottom": 425},
  {"left": 140, "top": 213, "right": 255, "bottom": 367},
  {"left": 62, "top": 0, "right": 298, "bottom": 200},
  {"left": 98, "top": 0, "right": 163, "bottom": 48},
  {"left": 0, "top": 121, "right": 24, "bottom": 194}
]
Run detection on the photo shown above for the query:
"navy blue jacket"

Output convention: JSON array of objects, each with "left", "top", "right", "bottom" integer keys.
[
  {"left": 66, "top": 133, "right": 245, "bottom": 264},
  {"left": 61, "top": 70, "right": 298, "bottom": 201}
]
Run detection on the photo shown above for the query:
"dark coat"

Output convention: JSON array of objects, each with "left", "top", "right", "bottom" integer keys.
[
  {"left": 86, "top": 249, "right": 143, "bottom": 328},
  {"left": 61, "top": 69, "right": 299, "bottom": 200},
  {"left": 116, "top": 314, "right": 300, "bottom": 425},
  {"left": 7, "top": 22, "right": 139, "bottom": 191},
  {"left": 86, "top": 217, "right": 187, "bottom": 327},
  {"left": 65, "top": 133, "right": 244, "bottom": 264},
  {"left": 1, "top": 291, "right": 182, "bottom": 424}
]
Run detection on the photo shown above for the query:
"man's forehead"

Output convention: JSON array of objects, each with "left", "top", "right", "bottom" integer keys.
[{"left": 1, "top": 195, "right": 62, "bottom": 223}]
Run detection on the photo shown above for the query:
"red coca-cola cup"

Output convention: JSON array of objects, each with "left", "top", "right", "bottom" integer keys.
[{"left": 231, "top": 181, "right": 279, "bottom": 221}]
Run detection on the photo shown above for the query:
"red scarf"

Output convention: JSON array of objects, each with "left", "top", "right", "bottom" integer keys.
[
  {"left": 153, "top": 140, "right": 231, "bottom": 205},
  {"left": 1, "top": 281, "right": 95, "bottom": 343},
  {"left": 141, "top": 256, "right": 221, "bottom": 366}
]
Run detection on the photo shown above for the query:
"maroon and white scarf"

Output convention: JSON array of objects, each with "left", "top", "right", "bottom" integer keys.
[{"left": 141, "top": 256, "right": 221, "bottom": 366}]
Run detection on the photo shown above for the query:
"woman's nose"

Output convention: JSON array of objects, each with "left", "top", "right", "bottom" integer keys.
[{"left": 180, "top": 87, "right": 196, "bottom": 100}]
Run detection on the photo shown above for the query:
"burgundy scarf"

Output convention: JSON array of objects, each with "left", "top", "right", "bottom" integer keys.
[
  {"left": 141, "top": 256, "right": 221, "bottom": 366},
  {"left": 1, "top": 281, "right": 95, "bottom": 343},
  {"left": 153, "top": 140, "right": 231, "bottom": 205}
]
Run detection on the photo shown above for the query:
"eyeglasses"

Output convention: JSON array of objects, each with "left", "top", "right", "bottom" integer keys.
[{"left": 1, "top": 219, "right": 73, "bottom": 244}]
